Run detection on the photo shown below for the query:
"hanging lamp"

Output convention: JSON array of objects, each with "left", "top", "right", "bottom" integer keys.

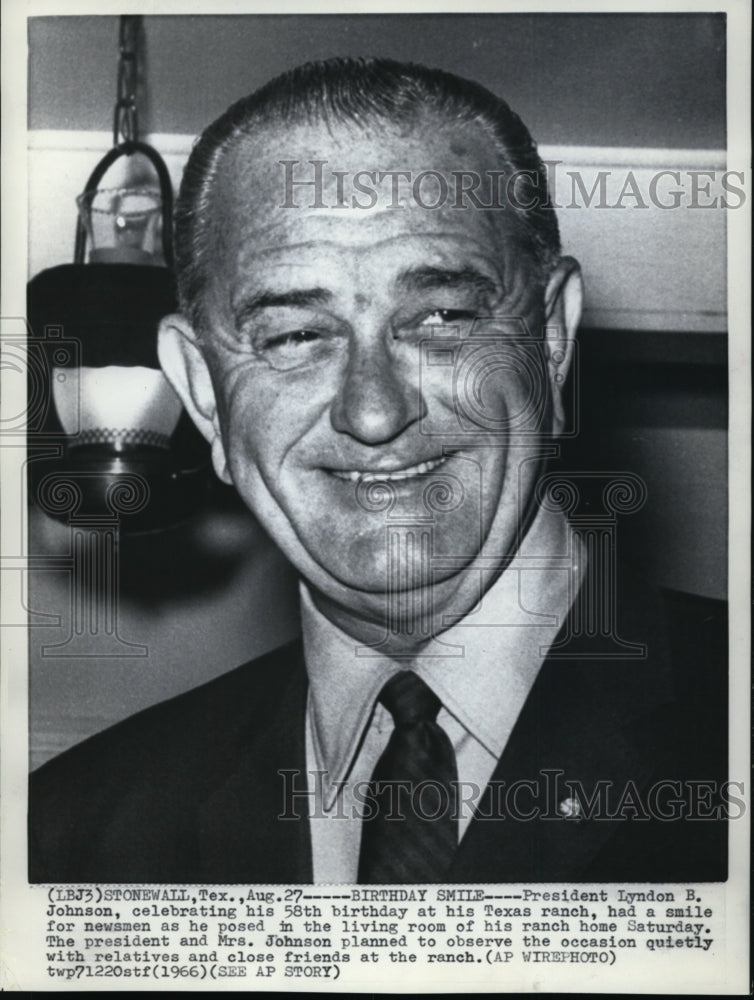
[{"left": 28, "top": 15, "right": 210, "bottom": 533}]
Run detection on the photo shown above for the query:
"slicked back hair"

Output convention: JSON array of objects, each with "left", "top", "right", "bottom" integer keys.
[{"left": 174, "top": 57, "right": 562, "bottom": 332}]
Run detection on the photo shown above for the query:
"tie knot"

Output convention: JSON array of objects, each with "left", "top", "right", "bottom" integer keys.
[{"left": 379, "top": 672, "right": 441, "bottom": 725}]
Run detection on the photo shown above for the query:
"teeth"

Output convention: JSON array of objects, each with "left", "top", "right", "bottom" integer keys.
[{"left": 332, "top": 456, "right": 448, "bottom": 482}]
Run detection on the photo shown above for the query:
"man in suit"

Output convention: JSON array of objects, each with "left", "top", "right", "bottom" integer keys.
[{"left": 30, "top": 57, "right": 727, "bottom": 884}]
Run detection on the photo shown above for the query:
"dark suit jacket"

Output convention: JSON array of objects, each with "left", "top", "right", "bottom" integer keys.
[{"left": 29, "top": 576, "right": 727, "bottom": 883}]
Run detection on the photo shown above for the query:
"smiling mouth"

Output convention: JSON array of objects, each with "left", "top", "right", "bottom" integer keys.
[{"left": 329, "top": 455, "right": 449, "bottom": 483}]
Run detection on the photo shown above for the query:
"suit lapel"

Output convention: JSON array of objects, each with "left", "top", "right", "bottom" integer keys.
[
  {"left": 191, "top": 567, "right": 675, "bottom": 883},
  {"left": 448, "top": 658, "right": 669, "bottom": 881},
  {"left": 449, "top": 567, "right": 674, "bottom": 883},
  {"left": 196, "top": 640, "right": 313, "bottom": 883}
]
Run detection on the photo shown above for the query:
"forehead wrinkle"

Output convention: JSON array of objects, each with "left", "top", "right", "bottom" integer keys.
[
  {"left": 207, "top": 116, "right": 548, "bottom": 301},
  {"left": 226, "top": 231, "right": 508, "bottom": 308},
  {"left": 230, "top": 224, "right": 510, "bottom": 260}
]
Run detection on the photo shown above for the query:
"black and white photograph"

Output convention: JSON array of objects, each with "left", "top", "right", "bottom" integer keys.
[{"left": 1, "top": 2, "right": 749, "bottom": 992}]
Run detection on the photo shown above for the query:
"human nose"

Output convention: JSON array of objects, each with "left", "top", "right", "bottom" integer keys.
[{"left": 329, "top": 333, "right": 426, "bottom": 445}]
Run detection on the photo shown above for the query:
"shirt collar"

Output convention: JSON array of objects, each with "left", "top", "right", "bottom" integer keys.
[
  {"left": 301, "top": 504, "right": 584, "bottom": 806},
  {"left": 300, "top": 586, "right": 401, "bottom": 807}
]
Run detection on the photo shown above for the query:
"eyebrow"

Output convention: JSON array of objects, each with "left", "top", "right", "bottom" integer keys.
[
  {"left": 232, "top": 267, "right": 498, "bottom": 327},
  {"left": 233, "top": 287, "right": 332, "bottom": 326},
  {"left": 396, "top": 266, "right": 499, "bottom": 298}
]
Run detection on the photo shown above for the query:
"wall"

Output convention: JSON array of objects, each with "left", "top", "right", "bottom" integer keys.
[
  {"left": 27, "top": 132, "right": 728, "bottom": 332},
  {"left": 29, "top": 13, "right": 726, "bottom": 147},
  {"left": 25, "top": 13, "right": 728, "bottom": 765}
]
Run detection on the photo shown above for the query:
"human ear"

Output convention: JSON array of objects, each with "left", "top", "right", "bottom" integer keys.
[
  {"left": 543, "top": 256, "right": 583, "bottom": 435},
  {"left": 157, "top": 314, "right": 232, "bottom": 484}
]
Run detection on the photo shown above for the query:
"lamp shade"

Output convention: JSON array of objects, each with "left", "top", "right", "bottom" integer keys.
[
  {"left": 27, "top": 262, "right": 211, "bottom": 530},
  {"left": 28, "top": 262, "right": 175, "bottom": 366},
  {"left": 52, "top": 366, "right": 183, "bottom": 446}
]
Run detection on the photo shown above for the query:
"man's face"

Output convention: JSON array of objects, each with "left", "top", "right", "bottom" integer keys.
[{"left": 161, "top": 115, "right": 580, "bottom": 628}]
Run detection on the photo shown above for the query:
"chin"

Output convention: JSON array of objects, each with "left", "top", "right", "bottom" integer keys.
[{"left": 305, "top": 520, "right": 480, "bottom": 597}]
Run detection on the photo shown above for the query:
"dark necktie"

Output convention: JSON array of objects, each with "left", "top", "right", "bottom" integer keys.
[{"left": 357, "top": 671, "right": 458, "bottom": 883}]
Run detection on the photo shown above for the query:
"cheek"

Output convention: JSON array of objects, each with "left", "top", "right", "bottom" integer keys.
[
  {"left": 223, "top": 396, "right": 278, "bottom": 472},
  {"left": 221, "top": 369, "right": 329, "bottom": 471},
  {"left": 433, "top": 355, "right": 541, "bottom": 437},
  {"left": 207, "top": 365, "right": 272, "bottom": 472}
]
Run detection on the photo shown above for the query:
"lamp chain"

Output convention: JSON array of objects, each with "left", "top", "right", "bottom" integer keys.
[{"left": 113, "top": 15, "right": 142, "bottom": 146}]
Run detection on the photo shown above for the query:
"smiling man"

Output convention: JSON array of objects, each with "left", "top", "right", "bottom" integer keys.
[
  {"left": 30, "top": 58, "right": 727, "bottom": 884},
  {"left": 161, "top": 68, "right": 580, "bottom": 654}
]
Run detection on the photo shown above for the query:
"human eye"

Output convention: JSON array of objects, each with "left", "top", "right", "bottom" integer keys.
[
  {"left": 250, "top": 327, "right": 324, "bottom": 370},
  {"left": 398, "top": 307, "right": 479, "bottom": 341},
  {"left": 263, "top": 328, "right": 321, "bottom": 351},
  {"left": 248, "top": 319, "right": 348, "bottom": 372},
  {"left": 417, "top": 308, "right": 477, "bottom": 329}
]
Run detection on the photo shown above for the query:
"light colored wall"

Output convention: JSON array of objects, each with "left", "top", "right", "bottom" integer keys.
[{"left": 27, "top": 132, "right": 728, "bottom": 332}]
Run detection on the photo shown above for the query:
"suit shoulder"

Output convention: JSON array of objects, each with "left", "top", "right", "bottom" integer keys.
[
  {"left": 29, "top": 637, "right": 306, "bottom": 881},
  {"left": 30, "top": 639, "right": 304, "bottom": 829},
  {"left": 37, "top": 638, "right": 302, "bottom": 774}
]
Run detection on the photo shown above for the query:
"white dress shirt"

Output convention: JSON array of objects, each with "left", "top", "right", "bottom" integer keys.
[{"left": 302, "top": 503, "right": 585, "bottom": 883}]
